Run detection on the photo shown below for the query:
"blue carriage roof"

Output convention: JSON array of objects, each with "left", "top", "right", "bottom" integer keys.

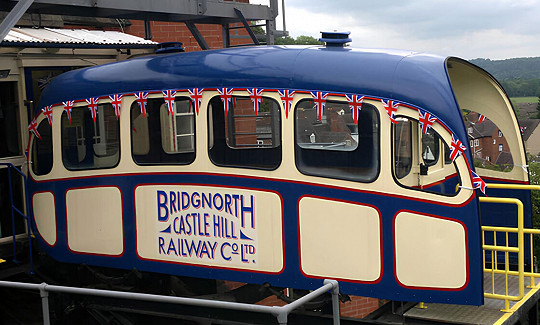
[{"left": 39, "top": 45, "right": 467, "bottom": 139}]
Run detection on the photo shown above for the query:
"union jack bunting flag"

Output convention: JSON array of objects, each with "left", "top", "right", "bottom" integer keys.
[
  {"left": 109, "top": 94, "right": 122, "bottom": 120},
  {"left": 418, "top": 109, "right": 437, "bottom": 134},
  {"left": 28, "top": 118, "right": 41, "bottom": 140},
  {"left": 63, "top": 101, "right": 74, "bottom": 124},
  {"left": 478, "top": 114, "right": 486, "bottom": 124},
  {"left": 381, "top": 99, "right": 399, "bottom": 124},
  {"left": 188, "top": 88, "right": 203, "bottom": 115},
  {"left": 135, "top": 92, "right": 149, "bottom": 117},
  {"left": 86, "top": 97, "right": 99, "bottom": 122},
  {"left": 472, "top": 171, "right": 487, "bottom": 195},
  {"left": 162, "top": 90, "right": 176, "bottom": 115},
  {"left": 42, "top": 105, "right": 53, "bottom": 126},
  {"left": 218, "top": 88, "right": 234, "bottom": 116},
  {"left": 310, "top": 91, "right": 328, "bottom": 121},
  {"left": 449, "top": 134, "right": 467, "bottom": 162},
  {"left": 247, "top": 88, "right": 264, "bottom": 115},
  {"left": 345, "top": 94, "right": 364, "bottom": 124},
  {"left": 278, "top": 89, "right": 295, "bottom": 118}
]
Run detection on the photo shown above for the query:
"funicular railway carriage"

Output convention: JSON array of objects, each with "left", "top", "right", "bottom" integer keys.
[{"left": 27, "top": 38, "right": 537, "bottom": 315}]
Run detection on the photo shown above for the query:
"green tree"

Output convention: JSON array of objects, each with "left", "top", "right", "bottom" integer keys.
[
  {"left": 275, "top": 35, "right": 322, "bottom": 45},
  {"left": 537, "top": 91, "right": 540, "bottom": 115},
  {"left": 528, "top": 161, "right": 540, "bottom": 257}
]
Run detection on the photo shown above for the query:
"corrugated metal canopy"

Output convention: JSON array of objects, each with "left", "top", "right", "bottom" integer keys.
[{"left": 1, "top": 27, "right": 156, "bottom": 48}]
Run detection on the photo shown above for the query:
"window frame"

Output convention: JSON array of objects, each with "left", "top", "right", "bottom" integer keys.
[
  {"left": 294, "top": 99, "right": 380, "bottom": 183},
  {"left": 391, "top": 114, "right": 461, "bottom": 197},
  {"left": 208, "top": 95, "right": 282, "bottom": 171},
  {"left": 60, "top": 102, "right": 120, "bottom": 171},
  {"left": 130, "top": 95, "right": 196, "bottom": 166},
  {"left": 30, "top": 117, "right": 54, "bottom": 176},
  {"left": 224, "top": 96, "right": 281, "bottom": 150}
]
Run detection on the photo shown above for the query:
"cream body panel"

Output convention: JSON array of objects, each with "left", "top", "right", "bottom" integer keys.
[
  {"left": 394, "top": 211, "right": 467, "bottom": 288},
  {"left": 32, "top": 192, "right": 57, "bottom": 246},
  {"left": 298, "top": 197, "right": 382, "bottom": 281},
  {"left": 135, "top": 185, "right": 284, "bottom": 273},
  {"left": 66, "top": 187, "right": 124, "bottom": 255}
]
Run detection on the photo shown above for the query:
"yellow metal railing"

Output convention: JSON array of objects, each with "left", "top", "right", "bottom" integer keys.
[{"left": 480, "top": 184, "right": 540, "bottom": 312}]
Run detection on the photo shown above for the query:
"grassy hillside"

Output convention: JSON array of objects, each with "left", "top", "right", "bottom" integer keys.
[
  {"left": 511, "top": 97, "right": 538, "bottom": 104},
  {"left": 470, "top": 57, "right": 540, "bottom": 80},
  {"left": 470, "top": 58, "right": 540, "bottom": 97}
]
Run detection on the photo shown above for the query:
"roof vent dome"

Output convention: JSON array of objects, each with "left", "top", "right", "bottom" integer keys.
[{"left": 319, "top": 31, "right": 351, "bottom": 47}]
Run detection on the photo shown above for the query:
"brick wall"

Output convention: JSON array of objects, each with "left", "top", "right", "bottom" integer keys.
[
  {"left": 340, "top": 296, "right": 380, "bottom": 318},
  {"left": 125, "top": 0, "right": 250, "bottom": 51},
  {"left": 223, "top": 281, "right": 380, "bottom": 319}
]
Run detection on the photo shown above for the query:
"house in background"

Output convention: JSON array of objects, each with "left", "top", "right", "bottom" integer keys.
[
  {"left": 464, "top": 111, "right": 514, "bottom": 170},
  {"left": 520, "top": 118, "right": 540, "bottom": 158}
]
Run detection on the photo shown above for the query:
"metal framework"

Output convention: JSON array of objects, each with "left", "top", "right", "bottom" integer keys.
[
  {"left": 0, "top": 0, "right": 288, "bottom": 48},
  {"left": 0, "top": 279, "right": 341, "bottom": 325}
]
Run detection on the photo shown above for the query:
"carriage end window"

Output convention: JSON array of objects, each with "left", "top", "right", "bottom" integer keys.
[
  {"left": 31, "top": 119, "right": 53, "bottom": 175},
  {"left": 131, "top": 97, "right": 195, "bottom": 165},
  {"left": 61, "top": 103, "right": 119, "bottom": 170},
  {"left": 208, "top": 96, "right": 281, "bottom": 170},
  {"left": 393, "top": 117, "right": 459, "bottom": 196},
  {"left": 295, "top": 99, "right": 379, "bottom": 182}
]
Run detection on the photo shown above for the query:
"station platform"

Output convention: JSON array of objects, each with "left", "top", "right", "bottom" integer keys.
[{"left": 405, "top": 273, "right": 540, "bottom": 324}]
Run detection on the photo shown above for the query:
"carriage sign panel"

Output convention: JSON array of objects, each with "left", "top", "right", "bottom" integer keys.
[{"left": 135, "top": 185, "right": 284, "bottom": 273}]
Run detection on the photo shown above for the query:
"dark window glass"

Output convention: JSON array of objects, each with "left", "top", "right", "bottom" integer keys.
[
  {"left": 0, "top": 81, "right": 20, "bottom": 158},
  {"left": 394, "top": 118, "right": 412, "bottom": 179},
  {"left": 61, "top": 103, "right": 119, "bottom": 170},
  {"left": 131, "top": 97, "right": 195, "bottom": 165},
  {"left": 295, "top": 99, "right": 379, "bottom": 182},
  {"left": 31, "top": 119, "right": 53, "bottom": 175},
  {"left": 209, "top": 96, "right": 281, "bottom": 169},
  {"left": 422, "top": 128, "right": 440, "bottom": 166}
]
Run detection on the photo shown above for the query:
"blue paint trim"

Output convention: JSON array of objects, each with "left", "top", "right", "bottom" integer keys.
[{"left": 28, "top": 172, "right": 483, "bottom": 306}]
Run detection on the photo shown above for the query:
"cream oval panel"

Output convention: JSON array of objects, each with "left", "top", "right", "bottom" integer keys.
[
  {"left": 298, "top": 196, "right": 382, "bottom": 282},
  {"left": 32, "top": 192, "right": 57, "bottom": 246},
  {"left": 135, "top": 185, "right": 284, "bottom": 273},
  {"left": 66, "top": 187, "right": 124, "bottom": 255},
  {"left": 394, "top": 211, "right": 467, "bottom": 289}
]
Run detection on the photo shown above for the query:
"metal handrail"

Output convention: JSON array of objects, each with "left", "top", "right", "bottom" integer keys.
[
  {"left": 484, "top": 183, "right": 540, "bottom": 289},
  {"left": 0, "top": 279, "right": 341, "bottom": 325},
  {"left": 479, "top": 196, "right": 524, "bottom": 312},
  {"left": 0, "top": 162, "right": 33, "bottom": 273}
]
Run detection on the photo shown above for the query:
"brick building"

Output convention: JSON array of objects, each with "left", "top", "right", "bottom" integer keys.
[{"left": 465, "top": 111, "right": 513, "bottom": 170}]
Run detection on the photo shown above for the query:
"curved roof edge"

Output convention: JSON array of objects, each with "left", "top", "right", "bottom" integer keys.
[{"left": 39, "top": 45, "right": 466, "bottom": 135}]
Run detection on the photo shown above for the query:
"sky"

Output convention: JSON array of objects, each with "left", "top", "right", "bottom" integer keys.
[{"left": 252, "top": 0, "right": 540, "bottom": 60}]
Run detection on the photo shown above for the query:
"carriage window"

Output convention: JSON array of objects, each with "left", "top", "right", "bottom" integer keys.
[
  {"left": 131, "top": 97, "right": 195, "bottom": 165},
  {"left": 160, "top": 100, "right": 195, "bottom": 153},
  {"left": 61, "top": 103, "right": 119, "bottom": 170},
  {"left": 393, "top": 117, "right": 459, "bottom": 196},
  {"left": 31, "top": 119, "right": 53, "bottom": 175},
  {"left": 394, "top": 118, "right": 412, "bottom": 179},
  {"left": 208, "top": 96, "right": 281, "bottom": 169},
  {"left": 295, "top": 100, "right": 379, "bottom": 182},
  {"left": 422, "top": 128, "right": 440, "bottom": 166},
  {"left": 225, "top": 97, "right": 280, "bottom": 149}
]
